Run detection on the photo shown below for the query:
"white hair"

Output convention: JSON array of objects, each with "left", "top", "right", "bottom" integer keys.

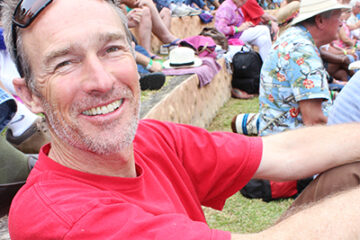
[{"left": 350, "top": 0, "right": 360, "bottom": 7}]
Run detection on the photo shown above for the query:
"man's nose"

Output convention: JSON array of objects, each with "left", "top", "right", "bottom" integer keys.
[{"left": 82, "top": 55, "right": 114, "bottom": 94}]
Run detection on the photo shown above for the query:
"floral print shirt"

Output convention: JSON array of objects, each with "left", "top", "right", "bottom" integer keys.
[{"left": 258, "top": 25, "right": 332, "bottom": 136}]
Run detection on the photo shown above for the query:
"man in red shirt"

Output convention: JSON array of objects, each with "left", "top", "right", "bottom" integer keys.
[
  {"left": 242, "top": 0, "right": 279, "bottom": 39},
  {"left": 3, "top": 0, "right": 360, "bottom": 239}
]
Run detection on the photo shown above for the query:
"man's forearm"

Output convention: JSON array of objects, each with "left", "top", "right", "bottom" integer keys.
[
  {"left": 257, "top": 123, "right": 360, "bottom": 181},
  {"left": 231, "top": 187, "right": 360, "bottom": 239}
]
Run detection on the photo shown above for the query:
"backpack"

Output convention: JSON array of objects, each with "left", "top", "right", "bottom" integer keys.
[
  {"left": 231, "top": 47, "right": 262, "bottom": 94},
  {"left": 240, "top": 178, "right": 313, "bottom": 202}
]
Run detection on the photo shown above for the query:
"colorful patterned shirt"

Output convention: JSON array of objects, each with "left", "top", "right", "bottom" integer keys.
[{"left": 258, "top": 25, "right": 332, "bottom": 136}]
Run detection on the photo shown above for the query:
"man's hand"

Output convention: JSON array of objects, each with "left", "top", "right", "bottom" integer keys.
[{"left": 239, "top": 21, "right": 254, "bottom": 32}]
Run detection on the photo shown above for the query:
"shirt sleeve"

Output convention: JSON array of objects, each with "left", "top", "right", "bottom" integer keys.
[
  {"left": 287, "top": 43, "right": 331, "bottom": 102},
  {"left": 142, "top": 120, "right": 263, "bottom": 210},
  {"left": 215, "top": 6, "right": 236, "bottom": 37},
  {"left": 241, "top": 0, "right": 264, "bottom": 25}
]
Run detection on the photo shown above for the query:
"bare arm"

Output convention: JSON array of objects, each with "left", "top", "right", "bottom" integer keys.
[
  {"left": 254, "top": 123, "right": 360, "bottom": 181},
  {"left": 231, "top": 187, "right": 360, "bottom": 239},
  {"left": 135, "top": 51, "right": 162, "bottom": 72},
  {"left": 298, "top": 99, "right": 328, "bottom": 126}
]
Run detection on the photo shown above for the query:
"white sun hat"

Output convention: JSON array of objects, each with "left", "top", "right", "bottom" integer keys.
[
  {"left": 163, "top": 47, "right": 202, "bottom": 69},
  {"left": 291, "top": 0, "right": 350, "bottom": 26}
]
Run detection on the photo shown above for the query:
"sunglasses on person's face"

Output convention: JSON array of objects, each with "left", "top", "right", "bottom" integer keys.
[{"left": 11, "top": 0, "right": 115, "bottom": 77}]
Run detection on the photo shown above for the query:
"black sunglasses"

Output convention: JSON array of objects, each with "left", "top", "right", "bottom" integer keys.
[
  {"left": 11, "top": 0, "right": 53, "bottom": 77},
  {"left": 11, "top": 0, "right": 115, "bottom": 77}
]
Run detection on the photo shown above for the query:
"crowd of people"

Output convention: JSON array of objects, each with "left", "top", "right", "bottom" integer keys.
[{"left": 1, "top": 0, "right": 360, "bottom": 239}]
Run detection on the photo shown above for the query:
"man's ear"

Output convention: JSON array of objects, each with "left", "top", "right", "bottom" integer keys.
[
  {"left": 13, "top": 78, "right": 44, "bottom": 114},
  {"left": 315, "top": 14, "right": 326, "bottom": 30}
]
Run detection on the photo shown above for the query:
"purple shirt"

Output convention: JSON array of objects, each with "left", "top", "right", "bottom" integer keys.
[{"left": 215, "top": 0, "right": 245, "bottom": 39}]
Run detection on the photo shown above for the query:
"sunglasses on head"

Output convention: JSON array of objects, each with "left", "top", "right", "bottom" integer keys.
[{"left": 11, "top": 0, "right": 115, "bottom": 77}]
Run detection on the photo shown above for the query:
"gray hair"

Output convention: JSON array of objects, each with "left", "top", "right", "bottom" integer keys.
[
  {"left": 350, "top": 0, "right": 360, "bottom": 7},
  {"left": 1, "top": 0, "right": 134, "bottom": 95}
]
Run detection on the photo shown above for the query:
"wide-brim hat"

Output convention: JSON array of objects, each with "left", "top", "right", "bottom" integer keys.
[
  {"left": 163, "top": 47, "right": 203, "bottom": 69},
  {"left": 291, "top": 0, "right": 351, "bottom": 26}
]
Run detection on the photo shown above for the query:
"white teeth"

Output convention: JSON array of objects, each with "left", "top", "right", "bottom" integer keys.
[{"left": 82, "top": 100, "right": 122, "bottom": 116}]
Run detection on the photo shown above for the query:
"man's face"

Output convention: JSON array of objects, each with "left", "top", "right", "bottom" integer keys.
[
  {"left": 322, "top": 9, "right": 343, "bottom": 44},
  {"left": 21, "top": 0, "right": 140, "bottom": 155},
  {"left": 353, "top": 2, "right": 360, "bottom": 15}
]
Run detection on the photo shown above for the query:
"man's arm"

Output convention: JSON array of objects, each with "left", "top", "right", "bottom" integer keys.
[
  {"left": 254, "top": 123, "right": 360, "bottom": 181},
  {"left": 298, "top": 99, "right": 328, "bottom": 126},
  {"left": 231, "top": 187, "right": 360, "bottom": 239}
]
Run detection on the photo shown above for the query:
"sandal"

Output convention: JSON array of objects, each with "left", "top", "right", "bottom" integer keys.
[{"left": 162, "top": 38, "right": 181, "bottom": 48}]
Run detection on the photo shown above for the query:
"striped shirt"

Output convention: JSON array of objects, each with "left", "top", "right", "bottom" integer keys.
[{"left": 328, "top": 71, "right": 360, "bottom": 125}]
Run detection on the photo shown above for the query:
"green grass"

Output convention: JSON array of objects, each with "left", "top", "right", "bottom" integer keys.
[{"left": 204, "top": 97, "right": 293, "bottom": 234}]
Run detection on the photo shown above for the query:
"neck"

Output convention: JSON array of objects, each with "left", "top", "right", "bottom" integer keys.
[
  {"left": 302, "top": 24, "right": 325, "bottom": 48},
  {"left": 48, "top": 136, "right": 137, "bottom": 178}
]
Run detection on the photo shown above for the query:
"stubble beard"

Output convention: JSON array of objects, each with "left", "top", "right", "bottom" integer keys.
[{"left": 41, "top": 87, "right": 140, "bottom": 155}]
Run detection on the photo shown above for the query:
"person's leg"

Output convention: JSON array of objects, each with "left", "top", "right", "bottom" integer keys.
[
  {"left": 135, "top": 6, "right": 154, "bottom": 57},
  {"left": 240, "top": 25, "right": 272, "bottom": 61},
  {"left": 283, "top": 162, "right": 360, "bottom": 217},
  {"left": 327, "top": 63, "right": 349, "bottom": 82},
  {"left": 144, "top": 0, "right": 178, "bottom": 44},
  {"left": 159, "top": 7, "right": 172, "bottom": 30},
  {"left": 0, "top": 136, "right": 31, "bottom": 185}
]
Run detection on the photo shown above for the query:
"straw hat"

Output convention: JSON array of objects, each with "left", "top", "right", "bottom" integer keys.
[
  {"left": 163, "top": 47, "right": 202, "bottom": 69},
  {"left": 291, "top": 0, "right": 350, "bottom": 25}
]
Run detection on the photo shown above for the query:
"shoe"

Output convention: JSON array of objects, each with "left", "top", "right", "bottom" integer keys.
[
  {"left": 6, "top": 117, "right": 51, "bottom": 154},
  {"left": 182, "top": 4, "right": 202, "bottom": 16},
  {"left": 231, "top": 88, "right": 255, "bottom": 99},
  {"left": 231, "top": 113, "right": 260, "bottom": 136},
  {"left": 170, "top": 3, "right": 191, "bottom": 17},
  {"left": 140, "top": 72, "right": 166, "bottom": 91}
]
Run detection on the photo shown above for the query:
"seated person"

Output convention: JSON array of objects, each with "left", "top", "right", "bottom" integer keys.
[
  {"left": 237, "top": 0, "right": 348, "bottom": 201},
  {"left": 215, "top": 0, "right": 273, "bottom": 61},
  {"left": 4, "top": 0, "right": 360, "bottom": 238},
  {"left": 331, "top": 8, "right": 360, "bottom": 60},
  {"left": 242, "top": 0, "right": 279, "bottom": 40},
  {"left": 0, "top": 86, "right": 37, "bottom": 210},
  {"left": 347, "top": 0, "right": 360, "bottom": 40},
  {"left": 119, "top": 0, "right": 178, "bottom": 58},
  {"left": 320, "top": 44, "right": 353, "bottom": 83}
]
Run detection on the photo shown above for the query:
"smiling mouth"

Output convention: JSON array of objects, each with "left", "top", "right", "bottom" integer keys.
[{"left": 82, "top": 99, "right": 123, "bottom": 116}]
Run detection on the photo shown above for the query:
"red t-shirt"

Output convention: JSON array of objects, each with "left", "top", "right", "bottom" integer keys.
[
  {"left": 242, "top": 0, "right": 264, "bottom": 25},
  {"left": 9, "top": 119, "right": 262, "bottom": 239}
]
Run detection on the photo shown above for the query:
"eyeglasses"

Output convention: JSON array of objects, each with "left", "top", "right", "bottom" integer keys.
[{"left": 11, "top": 0, "right": 115, "bottom": 77}]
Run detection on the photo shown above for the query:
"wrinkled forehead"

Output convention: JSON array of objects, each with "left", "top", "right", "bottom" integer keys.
[{"left": 21, "top": 0, "right": 127, "bottom": 51}]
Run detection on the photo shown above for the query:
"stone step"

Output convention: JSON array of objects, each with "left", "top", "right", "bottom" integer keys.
[
  {"left": 131, "top": 15, "right": 215, "bottom": 54},
  {"left": 140, "top": 58, "right": 232, "bottom": 128}
]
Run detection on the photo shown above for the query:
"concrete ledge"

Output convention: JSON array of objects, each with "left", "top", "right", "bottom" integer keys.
[
  {"left": 140, "top": 58, "right": 232, "bottom": 128},
  {"left": 131, "top": 15, "right": 215, "bottom": 54}
]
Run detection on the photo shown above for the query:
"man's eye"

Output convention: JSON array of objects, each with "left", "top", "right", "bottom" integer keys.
[
  {"left": 55, "top": 61, "right": 72, "bottom": 70},
  {"left": 106, "top": 46, "right": 120, "bottom": 53}
]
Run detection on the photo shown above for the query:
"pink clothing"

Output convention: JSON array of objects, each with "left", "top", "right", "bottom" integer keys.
[
  {"left": 333, "top": 21, "right": 351, "bottom": 49},
  {"left": 9, "top": 119, "right": 262, "bottom": 239},
  {"left": 163, "top": 57, "right": 222, "bottom": 87},
  {"left": 215, "top": 0, "right": 245, "bottom": 39}
]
